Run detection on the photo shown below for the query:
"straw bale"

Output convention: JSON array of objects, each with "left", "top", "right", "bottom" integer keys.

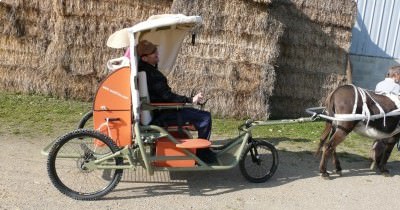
[
  {"left": 170, "top": 0, "right": 355, "bottom": 118},
  {"left": 168, "top": 0, "right": 355, "bottom": 119},
  {"left": 267, "top": 0, "right": 356, "bottom": 118},
  {"left": 170, "top": 0, "right": 283, "bottom": 119},
  {"left": 0, "top": 0, "right": 356, "bottom": 119},
  {"left": 251, "top": 0, "right": 272, "bottom": 4},
  {"left": 1, "top": 0, "right": 52, "bottom": 11},
  {"left": 0, "top": 0, "right": 171, "bottom": 100}
]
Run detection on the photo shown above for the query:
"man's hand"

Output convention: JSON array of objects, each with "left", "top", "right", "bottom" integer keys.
[{"left": 192, "top": 92, "right": 204, "bottom": 104}]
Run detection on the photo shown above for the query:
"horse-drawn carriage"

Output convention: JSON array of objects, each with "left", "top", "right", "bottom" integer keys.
[
  {"left": 42, "top": 14, "right": 279, "bottom": 200},
  {"left": 42, "top": 14, "right": 400, "bottom": 200}
]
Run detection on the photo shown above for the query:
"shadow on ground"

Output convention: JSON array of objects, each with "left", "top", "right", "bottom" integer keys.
[{"left": 104, "top": 137, "right": 400, "bottom": 200}]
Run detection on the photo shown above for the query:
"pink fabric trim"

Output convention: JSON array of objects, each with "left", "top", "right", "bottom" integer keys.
[{"left": 124, "top": 48, "right": 130, "bottom": 59}]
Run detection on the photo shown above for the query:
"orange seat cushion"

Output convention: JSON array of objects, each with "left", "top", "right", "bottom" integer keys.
[{"left": 176, "top": 139, "right": 211, "bottom": 149}]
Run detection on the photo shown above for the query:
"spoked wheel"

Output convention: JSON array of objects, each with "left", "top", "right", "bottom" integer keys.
[
  {"left": 47, "top": 129, "right": 123, "bottom": 200},
  {"left": 239, "top": 139, "right": 279, "bottom": 183},
  {"left": 77, "top": 110, "right": 93, "bottom": 129}
]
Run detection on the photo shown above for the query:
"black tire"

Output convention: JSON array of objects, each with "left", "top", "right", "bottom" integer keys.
[
  {"left": 77, "top": 111, "right": 93, "bottom": 129},
  {"left": 47, "top": 129, "right": 123, "bottom": 200},
  {"left": 239, "top": 140, "right": 279, "bottom": 183}
]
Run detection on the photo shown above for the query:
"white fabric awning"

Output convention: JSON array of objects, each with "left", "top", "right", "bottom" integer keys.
[
  {"left": 107, "top": 14, "right": 202, "bottom": 75},
  {"left": 106, "top": 14, "right": 202, "bottom": 124}
]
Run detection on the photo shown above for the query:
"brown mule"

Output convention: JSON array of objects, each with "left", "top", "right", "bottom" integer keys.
[{"left": 316, "top": 84, "right": 400, "bottom": 178}]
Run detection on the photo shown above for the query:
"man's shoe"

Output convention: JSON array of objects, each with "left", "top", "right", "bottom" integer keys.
[{"left": 197, "top": 148, "right": 217, "bottom": 164}]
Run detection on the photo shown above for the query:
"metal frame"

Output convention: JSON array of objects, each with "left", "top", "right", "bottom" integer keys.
[{"left": 305, "top": 106, "right": 400, "bottom": 121}]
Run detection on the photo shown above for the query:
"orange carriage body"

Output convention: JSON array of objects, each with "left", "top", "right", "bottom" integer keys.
[{"left": 93, "top": 67, "right": 132, "bottom": 147}]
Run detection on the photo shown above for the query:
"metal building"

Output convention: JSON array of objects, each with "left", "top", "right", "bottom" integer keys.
[{"left": 350, "top": 0, "right": 400, "bottom": 90}]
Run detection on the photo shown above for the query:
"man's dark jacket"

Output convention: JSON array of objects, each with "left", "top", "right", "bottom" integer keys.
[{"left": 138, "top": 59, "right": 192, "bottom": 103}]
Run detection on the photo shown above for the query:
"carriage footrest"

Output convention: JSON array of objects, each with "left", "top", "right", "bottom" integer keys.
[{"left": 176, "top": 139, "right": 211, "bottom": 149}]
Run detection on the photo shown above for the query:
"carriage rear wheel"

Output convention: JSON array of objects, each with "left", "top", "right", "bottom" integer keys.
[
  {"left": 239, "top": 140, "right": 278, "bottom": 183},
  {"left": 47, "top": 129, "right": 123, "bottom": 200}
]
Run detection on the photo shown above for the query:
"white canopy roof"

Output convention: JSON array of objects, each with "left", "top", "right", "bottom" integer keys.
[
  {"left": 107, "top": 14, "right": 202, "bottom": 75},
  {"left": 106, "top": 14, "right": 202, "bottom": 124}
]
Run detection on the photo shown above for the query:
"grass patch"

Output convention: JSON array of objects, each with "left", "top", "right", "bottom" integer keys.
[
  {"left": 1, "top": 91, "right": 400, "bottom": 161},
  {"left": 0, "top": 92, "right": 91, "bottom": 137}
]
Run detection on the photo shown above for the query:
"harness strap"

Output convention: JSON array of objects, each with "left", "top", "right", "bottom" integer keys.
[
  {"left": 351, "top": 85, "right": 358, "bottom": 115},
  {"left": 350, "top": 84, "right": 386, "bottom": 127},
  {"left": 335, "top": 125, "right": 352, "bottom": 135},
  {"left": 364, "top": 90, "right": 386, "bottom": 126},
  {"left": 357, "top": 86, "right": 371, "bottom": 126}
]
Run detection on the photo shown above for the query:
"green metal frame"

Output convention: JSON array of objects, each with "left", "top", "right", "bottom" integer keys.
[
  {"left": 73, "top": 121, "right": 250, "bottom": 175},
  {"left": 42, "top": 115, "right": 315, "bottom": 176}
]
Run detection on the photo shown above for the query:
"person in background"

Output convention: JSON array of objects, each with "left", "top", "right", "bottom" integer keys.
[
  {"left": 128, "top": 40, "right": 216, "bottom": 163},
  {"left": 373, "top": 65, "right": 400, "bottom": 157},
  {"left": 375, "top": 66, "right": 400, "bottom": 94}
]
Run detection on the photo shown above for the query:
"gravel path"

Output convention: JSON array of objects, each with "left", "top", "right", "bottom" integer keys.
[{"left": 2, "top": 134, "right": 400, "bottom": 210}]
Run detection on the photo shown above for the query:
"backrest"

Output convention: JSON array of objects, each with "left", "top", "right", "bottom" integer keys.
[
  {"left": 138, "top": 71, "right": 153, "bottom": 125},
  {"left": 103, "top": 56, "right": 152, "bottom": 125}
]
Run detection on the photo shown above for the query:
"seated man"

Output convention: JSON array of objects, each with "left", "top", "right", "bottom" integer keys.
[{"left": 131, "top": 40, "right": 216, "bottom": 163}]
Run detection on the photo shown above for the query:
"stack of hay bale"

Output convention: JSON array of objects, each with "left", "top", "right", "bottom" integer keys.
[
  {"left": 0, "top": 0, "right": 356, "bottom": 119},
  {"left": 0, "top": 0, "right": 170, "bottom": 99}
]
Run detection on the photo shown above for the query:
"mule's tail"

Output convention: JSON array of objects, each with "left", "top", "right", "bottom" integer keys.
[{"left": 324, "top": 88, "right": 336, "bottom": 117}]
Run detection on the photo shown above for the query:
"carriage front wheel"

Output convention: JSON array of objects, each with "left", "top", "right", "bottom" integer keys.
[
  {"left": 47, "top": 129, "right": 123, "bottom": 200},
  {"left": 239, "top": 140, "right": 279, "bottom": 183}
]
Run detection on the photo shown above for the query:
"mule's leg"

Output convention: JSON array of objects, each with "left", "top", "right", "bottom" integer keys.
[
  {"left": 316, "top": 121, "right": 333, "bottom": 157},
  {"left": 377, "top": 137, "right": 397, "bottom": 175},
  {"left": 370, "top": 139, "right": 385, "bottom": 170},
  {"left": 332, "top": 148, "right": 342, "bottom": 176},
  {"left": 320, "top": 128, "right": 348, "bottom": 178}
]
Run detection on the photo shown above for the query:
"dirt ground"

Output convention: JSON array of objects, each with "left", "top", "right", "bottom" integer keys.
[{"left": 2, "top": 134, "right": 400, "bottom": 210}]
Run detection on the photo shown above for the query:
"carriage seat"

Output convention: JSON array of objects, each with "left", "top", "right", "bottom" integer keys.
[
  {"left": 108, "top": 56, "right": 197, "bottom": 130},
  {"left": 137, "top": 67, "right": 198, "bottom": 138},
  {"left": 138, "top": 68, "right": 212, "bottom": 162}
]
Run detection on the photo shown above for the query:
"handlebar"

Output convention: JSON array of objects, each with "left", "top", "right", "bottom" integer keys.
[{"left": 238, "top": 119, "right": 255, "bottom": 131}]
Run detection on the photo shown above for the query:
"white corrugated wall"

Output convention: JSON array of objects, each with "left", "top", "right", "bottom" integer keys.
[{"left": 350, "top": 0, "right": 400, "bottom": 89}]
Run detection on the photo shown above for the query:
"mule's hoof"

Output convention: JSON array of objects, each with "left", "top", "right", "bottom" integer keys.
[
  {"left": 380, "top": 170, "right": 391, "bottom": 177},
  {"left": 320, "top": 172, "right": 330, "bottom": 179}
]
